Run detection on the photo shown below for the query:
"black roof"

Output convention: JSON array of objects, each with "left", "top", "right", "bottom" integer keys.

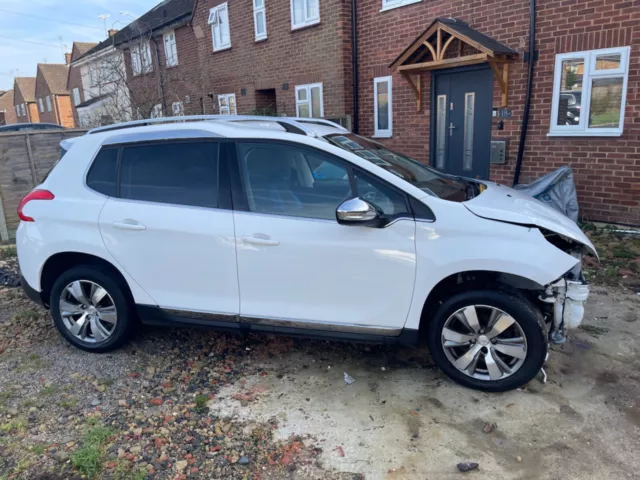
[{"left": 76, "top": 0, "right": 195, "bottom": 62}]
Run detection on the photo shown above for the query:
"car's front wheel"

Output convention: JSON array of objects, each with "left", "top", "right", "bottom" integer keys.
[
  {"left": 427, "top": 289, "right": 547, "bottom": 392},
  {"left": 50, "top": 266, "right": 135, "bottom": 352}
]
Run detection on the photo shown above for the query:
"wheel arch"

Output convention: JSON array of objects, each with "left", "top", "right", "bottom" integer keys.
[
  {"left": 417, "top": 270, "right": 545, "bottom": 340},
  {"left": 40, "top": 252, "right": 134, "bottom": 307}
]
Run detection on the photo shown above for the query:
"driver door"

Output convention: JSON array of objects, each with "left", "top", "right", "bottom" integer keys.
[{"left": 232, "top": 141, "right": 417, "bottom": 331}]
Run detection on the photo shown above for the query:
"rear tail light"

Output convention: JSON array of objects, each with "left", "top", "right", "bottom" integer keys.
[{"left": 17, "top": 189, "right": 55, "bottom": 222}]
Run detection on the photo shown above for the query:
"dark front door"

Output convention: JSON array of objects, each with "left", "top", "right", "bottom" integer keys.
[{"left": 432, "top": 67, "right": 493, "bottom": 179}]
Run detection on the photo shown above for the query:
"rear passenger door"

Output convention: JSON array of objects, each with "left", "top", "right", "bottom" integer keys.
[{"left": 96, "top": 140, "right": 239, "bottom": 315}]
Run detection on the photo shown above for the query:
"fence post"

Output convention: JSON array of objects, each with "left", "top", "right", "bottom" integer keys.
[
  {"left": 24, "top": 133, "right": 38, "bottom": 186},
  {"left": 0, "top": 196, "right": 9, "bottom": 242}
]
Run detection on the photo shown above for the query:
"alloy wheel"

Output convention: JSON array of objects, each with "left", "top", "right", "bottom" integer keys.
[
  {"left": 441, "top": 305, "right": 528, "bottom": 381},
  {"left": 59, "top": 280, "right": 118, "bottom": 344}
]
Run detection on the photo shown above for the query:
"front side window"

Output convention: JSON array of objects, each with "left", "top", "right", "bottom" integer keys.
[
  {"left": 151, "top": 104, "right": 163, "bottom": 118},
  {"left": 253, "top": 0, "right": 267, "bottom": 40},
  {"left": 295, "top": 83, "right": 323, "bottom": 118},
  {"left": 172, "top": 101, "right": 184, "bottom": 116},
  {"left": 46, "top": 96, "right": 52, "bottom": 112},
  {"left": 120, "top": 142, "right": 219, "bottom": 208},
  {"left": 87, "top": 148, "right": 118, "bottom": 197},
  {"left": 239, "top": 142, "right": 352, "bottom": 220},
  {"left": 163, "top": 31, "right": 179, "bottom": 67},
  {"left": 209, "top": 3, "right": 231, "bottom": 52},
  {"left": 218, "top": 93, "right": 237, "bottom": 115},
  {"left": 550, "top": 46, "right": 630, "bottom": 136},
  {"left": 381, "top": 0, "right": 421, "bottom": 11},
  {"left": 131, "top": 42, "right": 153, "bottom": 76},
  {"left": 291, "top": 0, "right": 319, "bottom": 30},
  {"left": 73, "top": 88, "right": 81, "bottom": 107},
  {"left": 38, "top": 98, "right": 44, "bottom": 113},
  {"left": 374, "top": 76, "right": 392, "bottom": 137}
]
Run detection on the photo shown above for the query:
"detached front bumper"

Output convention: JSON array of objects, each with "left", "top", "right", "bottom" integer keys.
[{"left": 540, "top": 278, "right": 590, "bottom": 344}]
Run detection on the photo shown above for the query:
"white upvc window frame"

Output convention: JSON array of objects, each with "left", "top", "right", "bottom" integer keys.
[
  {"left": 131, "top": 42, "right": 153, "bottom": 76},
  {"left": 172, "top": 101, "right": 184, "bottom": 116},
  {"left": 45, "top": 96, "right": 52, "bottom": 112},
  {"left": 218, "top": 93, "right": 237, "bottom": 115},
  {"left": 380, "top": 0, "right": 421, "bottom": 13},
  {"left": 295, "top": 82, "right": 323, "bottom": 118},
  {"left": 151, "top": 103, "right": 163, "bottom": 118},
  {"left": 209, "top": 3, "right": 231, "bottom": 52},
  {"left": 72, "top": 88, "right": 81, "bottom": 107},
  {"left": 253, "top": 0, "right": 267, "bottom": 41},
  {"left": 373, "top": 76, "right": 392, "bottom": 138},
  {"left": 290, "top": 0, "right": 320, "bottom": 31},
  {"left": 163, "top": 30, "right": 179, "bottom": 67},
  {"left": 549, "top": 46, "right": 630, "bottom": 137},
  {"left": 38, "top": 98, "right": 44, "bottom": 113}
]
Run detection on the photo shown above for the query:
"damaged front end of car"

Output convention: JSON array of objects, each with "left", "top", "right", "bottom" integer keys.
[{"left": 538, "top": 229, "right": 596, "bottom": 344}]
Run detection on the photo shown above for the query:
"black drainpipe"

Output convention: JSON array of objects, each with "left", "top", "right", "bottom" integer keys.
[
  {"left": 351, "top": 0, "right": 359, "bottom": 134},
  {"left": 512, "top": 0, "right": 536, "bottom": 186}
]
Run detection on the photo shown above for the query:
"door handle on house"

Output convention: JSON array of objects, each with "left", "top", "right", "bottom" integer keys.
[
  {"left": 241, "top": 235, "right": 279, "bottom": 246},
  {"left": 448, "top": 122, "right": 456, "bottom": 136},
  {"left": 113, "top": 220, "right": 146, "bottom": 231}
]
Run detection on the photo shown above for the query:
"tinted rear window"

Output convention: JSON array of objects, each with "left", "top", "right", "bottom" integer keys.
[
  {"left": 120, "top": 142, "right": 219, "bottom": 208},
  {"left": 86, "top": 148, "right": 118, "bottom": 196}
]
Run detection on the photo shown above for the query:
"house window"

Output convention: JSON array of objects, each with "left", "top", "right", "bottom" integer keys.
[
  {"left": 550, "top": 46, "right": 630, "bottom": 137},
  {"left": 253, "top": 0, "right": 267, "bottom": 41},
  {"left": 73, "top": 88, "right": 81, "bottom": 107},
  {"left": 151, "top": 104, "right": 163, "bottom": 118},
  {"left": 172, "top": 101, "right": 184, "bottom": 116},
  {"left": 380, "top": 0, "right": 421, "bottom": 12},
  {"left": 209, "top": 3, "right": 231, "bottom": 52},
  {"left": 291, "top": 0, "right": 319, "bottom": 30},
  {"left": 374, "top": 76, "right": 392, "bottom": 137},
  {"left": 38, "top": 98, "right": 44, "bottom": 113},
  {"left": 46, "top": 96, "right": 52, "bottom": 112},
  {"left": 131, "top": 42, "right": 153, "bottom": 76},
  {"left": 295, "top": 83, "right": 323, "bottom": 118},
  {"left": 164, "top": 31, "right": 178, "bottom": 67},
  {"left": 218, "top": 93, "right": 237, "bottom": 115}
]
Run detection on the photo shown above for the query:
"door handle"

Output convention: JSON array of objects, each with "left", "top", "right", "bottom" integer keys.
[
  {"left": 448, "top": 122, "right": 456, "bottom": 136},
  {"left": 241, "top": 235, "right": 279, "bottom": 246},
  {"left": 113, "top": 220, "right": 146, "bottom": 231}
]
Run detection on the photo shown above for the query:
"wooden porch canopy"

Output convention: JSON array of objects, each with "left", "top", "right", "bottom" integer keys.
[{"left": 389, "top": 18, "right": 518, "bottom": 109}]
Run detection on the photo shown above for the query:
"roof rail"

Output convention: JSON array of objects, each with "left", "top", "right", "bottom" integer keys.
[{"left": 87, "top": 115, "right": 349, "bottom": 136}]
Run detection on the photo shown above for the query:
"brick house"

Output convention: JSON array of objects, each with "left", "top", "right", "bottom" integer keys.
[
  {"left": 35, "top": 63, "right": 74, "bottom": 127},
  {"left": 12, "top": 77, "right": 39, "bottom": 123},
  {"left": 112, "top": 0, "right": 638, "bottom": 224},
  {"left": 66, "top": 42, "right": 98, "bottom": 126},
  {"left": 0, "top": 90, "right": 17, "bottom": 125}
]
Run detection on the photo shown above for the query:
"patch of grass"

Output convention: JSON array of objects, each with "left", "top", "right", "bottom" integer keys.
[
  {"left": 0, "top": 417, "right": 28, "bottom": 433},
  {"left": 0, "top": 246, "right": 17, "bottom": 259},
  {"left": 31, "top": 444, "right": 45, "bottom": 455},
  {"left": 14, "top": 354, "right": 45, "bottom": 373},
  {"left": 39, "top": 385, "right": 57, "bottom": 397},
  {"left": 13, "top": 308, "right": 40, "bottom": 322},
  {"left": 21, "top": 399, "right": 37, "bottom": 409},
  {"left": 71, "top": 424, "right": 113, "bottom": 478},
  {"left": 58, "top": 397, "right": 78, "bottom": 409},
  {"left": 611, "top": 244, "right": 636, "bottom": 259},
  {"left": 113, "top": 461, "right": 146, "bottom": 480},
  {"left": 579, "top": 324, "right": 610, "bottom": 337},
  {"left": 194, "top": 394, "right": 209, "bottom": 412},
  {"left": 11, "top": 457, "right": 34, "bottom": 475},
  {"left": 0, "top": 389, "right": 15, "bottom": 405}
]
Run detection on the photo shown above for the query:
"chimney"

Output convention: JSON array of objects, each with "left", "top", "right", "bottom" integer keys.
[
  {"left": 108, "top": 29, "right": 118, "bottom": 38},
  {"left": 65, "top": 52, "right": 71, "bottom": 65}
]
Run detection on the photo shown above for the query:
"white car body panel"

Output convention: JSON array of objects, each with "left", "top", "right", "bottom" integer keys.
[
  {"left": 99, "top": 199, "right": 239, "bottom": 314},
  {"left": 233, "top": 212, "right": 416, "bottom": 329}
]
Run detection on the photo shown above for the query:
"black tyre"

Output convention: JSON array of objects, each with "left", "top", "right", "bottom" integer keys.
[
  {"left": 49, "top": 265, "right": 135, "bottom": 352},
  {"left": 427, "top": 289, "right": 547, "bottom": 392}
]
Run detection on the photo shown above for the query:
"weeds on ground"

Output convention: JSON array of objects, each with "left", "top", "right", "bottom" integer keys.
[
  {"left": 0, "top": 417, "right": 28, "bottom": 433},
  {"left": 195, "top": 394, "right": 209, "bottom": 412},
  {"left": 13, "top": 308, "right": 40, "bottom": 322},
  {"left": 39, "top": 384, "right": 57, "bottom": 396},
  {"left": 71, "top": 424, "right": 114, "bottom": 478},
  {"left": 58, "top": 397, "right": 78, "bottom": 409},
  {"left": 113, "top": 460, "right": 146, "bottom": 480},
  {"left": 0, "top": 246, "right": 17, "bottom": 260}
]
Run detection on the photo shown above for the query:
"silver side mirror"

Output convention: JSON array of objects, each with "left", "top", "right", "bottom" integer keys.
[{"left": 336, "top": 197, "right": 381, "bottom": 227}]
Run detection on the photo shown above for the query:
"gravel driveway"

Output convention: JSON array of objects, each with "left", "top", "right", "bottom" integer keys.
[{"left": 0, "top": 254, "right": 638, "bottom": 479}]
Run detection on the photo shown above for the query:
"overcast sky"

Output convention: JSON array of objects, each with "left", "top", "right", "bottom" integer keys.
[{"left": 0, "top": 0, "right": 161, "bottom": 91}]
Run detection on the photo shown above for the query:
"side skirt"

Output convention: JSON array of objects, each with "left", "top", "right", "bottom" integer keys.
[{"left": 136, "top": 305, "right": 420, "bottom": 347}]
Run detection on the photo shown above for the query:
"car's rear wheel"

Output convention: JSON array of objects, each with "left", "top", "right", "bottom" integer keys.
[
  {"left": 427, "top": 289, "right": 547, "bottom": 392},
  {"left": 50, "top": 266, "right": 134, "bottom": 352}
]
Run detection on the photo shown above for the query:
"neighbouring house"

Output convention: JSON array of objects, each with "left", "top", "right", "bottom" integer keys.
[
  {"left": 35, "top": 63, "right": 74, "bottom": 127},
  {"left": 355, "top": 0, "right": 639, "bottom": 225},
  {"left": 0, "top": 90, "right": 17, "bottom": 125},
  {"left": 66, "top": 42, "right": 98, "bottom": 126},
  {"left": 13, "top": 77, "right": 39, "bottom": 123},
  {"left": 71, "top": 30, "right": 133, "bottom": 127}
]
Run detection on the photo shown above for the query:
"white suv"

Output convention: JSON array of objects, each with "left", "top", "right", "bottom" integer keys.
[{"left": 17, "top": 115, "right": 595, "bottom": 392}]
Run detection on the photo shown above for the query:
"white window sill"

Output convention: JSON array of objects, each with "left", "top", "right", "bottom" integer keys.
[
  {"left": 380, "top": 0, "right": 422, "bottom": 13},
  {"left": 291, "top": 19, "right": 320, "bottom": 31},
  {"left": 213, "top": 46, "right": 231, "bottom": 53},
  {"left": 372, "top": 133, "right": 392, "bottom": 139},
  {"left": 547, "top": 131, "right": 623, "bottom": 138},
  {"left": 255, "top": 36, "right": 267, "bottom": 42}
]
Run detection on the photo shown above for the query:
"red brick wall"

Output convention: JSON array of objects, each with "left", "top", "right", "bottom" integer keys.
[
  {"left": 356, "top": 0, "right": 639, "bottom": 225},
  {"left": 0, "top": 90, "right": 17, "bottom": 125},
  {"left": 12, "top": 86, "right": 39, "bottom": 123}
]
